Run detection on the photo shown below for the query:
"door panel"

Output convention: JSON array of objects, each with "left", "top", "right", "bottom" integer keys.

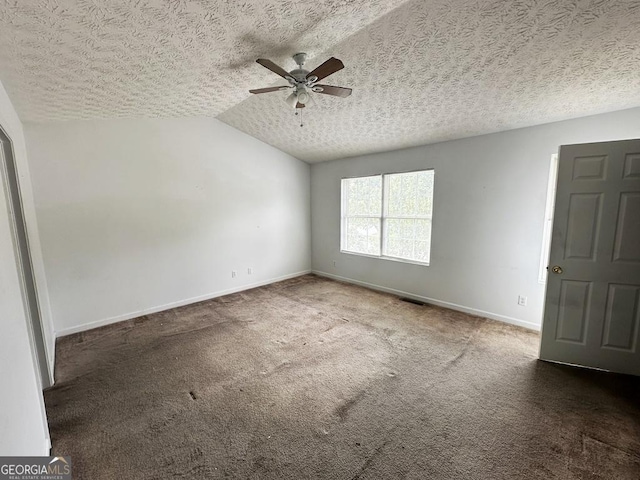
[
  {"left": 612, "top": 193, "right": 640, "bottom": 262},
  {"left": 540, "top": 139, "right": 640, "bottom": 376},
  {"left": 556, "top": 280, "right": 591, "bottom": 344},
  {"left": 572, "top": 155, "right": 606, "bottom": 180},
  {"left": 602, "top": 284, "right": 640, "bottom": 351},
  {"left": 623, "top": 153, "right": 640, "bottom": 178},
  {"left": 564, "top": 193, "right": 601, "bottom": 260}
]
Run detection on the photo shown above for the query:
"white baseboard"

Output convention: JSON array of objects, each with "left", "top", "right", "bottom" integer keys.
[
  {"left": 55, "top": 270, "right": 311, "bottom": 338},
  {"left": 312, "top": 270, "right": 541, "bottom": 332}
]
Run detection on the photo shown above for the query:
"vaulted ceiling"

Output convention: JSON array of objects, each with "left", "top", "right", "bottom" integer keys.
[{"left": 1, "top": 0, "right": 639, "bottom": 163}]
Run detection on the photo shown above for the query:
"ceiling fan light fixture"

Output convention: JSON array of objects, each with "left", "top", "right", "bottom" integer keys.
[
  {"left": 297, "top": 91, "right": 310, "bottom": 105},
  {"left": 285, "top": 92, "right": 298, "bottom": 108}
]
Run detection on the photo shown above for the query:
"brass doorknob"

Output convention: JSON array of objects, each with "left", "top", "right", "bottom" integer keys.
[{"left": 551, "top": 265, "right": 563, "bottom": 274}]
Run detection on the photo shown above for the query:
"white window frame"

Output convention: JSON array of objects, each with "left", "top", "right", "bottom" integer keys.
[
  {"left": 539, "top": 154, "right": 559, "bottom": 284},
  {"left": 340, "top": 169, "right": 434, "bottom": 266}
]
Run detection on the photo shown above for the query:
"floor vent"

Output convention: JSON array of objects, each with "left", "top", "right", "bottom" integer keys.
[{"left": 399, "top": 297, "right": 425, "bottom": 306}]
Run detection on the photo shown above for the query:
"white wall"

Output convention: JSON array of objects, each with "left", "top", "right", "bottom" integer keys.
[
  {"left": 0, "top": 80, "right": 50, "bottom": 454},
  {"left": 311, "top": 107, "right": 640, "bottom": 330},
  {"left": 25, "top": 117, "right": 310, "bottom": 336}
]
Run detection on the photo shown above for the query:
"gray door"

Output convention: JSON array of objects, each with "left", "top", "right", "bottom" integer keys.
[
  {"left": 540, "top": 139, "right": 640, "bottom": 376},
  {"left": 0, "top": 126, "right": 50, "bottom": 387}
]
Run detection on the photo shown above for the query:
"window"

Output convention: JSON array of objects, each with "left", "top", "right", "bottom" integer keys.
[{"left": 341, "top": 170, "right": 434, "bottom": 265}]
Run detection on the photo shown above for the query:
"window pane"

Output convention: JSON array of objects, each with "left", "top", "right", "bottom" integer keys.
[
  {"left": 415, "top": 218, "right": 432, "bottom": 262},
  {"left": 386, "top": 170, "right": 433, "bottom": 218},
  {"left": 415, "top": 218, "right": 431, "bottom": 239},
  {"left": 383, "top": 218, "right": 432, "bottom": 263},
  {"left": 343, "top": 176, "right": 382, "bottom": 216},
  {"left": 384, "top": 218, "right": 413, "bottom": 259},
  {"left": 387, "top": 172, "right": 417, "bottom": 217},
  {"left": 416, "top": 170, "right": 434, "bottom": 216},
  {"left": 386, "top": 173, "right": 405, "bottom": 217},
  {"left": 414, "top": 240, "right": 430, "bottom": 263},
  {"left": 345, "top": 217, "right": 381, "bottom": 256}
]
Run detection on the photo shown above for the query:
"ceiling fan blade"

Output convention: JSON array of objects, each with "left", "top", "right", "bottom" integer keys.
[
  {"left": 306, "top": 57, "right": 344, "bottom": 81},
  {"left": 256, "top": 59, "right": 292, "bottom": 79},
  {"left": 296, "top": 102, "right": 306, "bottom": 109},
  {"left": 314, "top": 84, "right": 352, "bottom": 98},
  {"left": 249, "top": 86, "right": 290, "bottom": 94}
]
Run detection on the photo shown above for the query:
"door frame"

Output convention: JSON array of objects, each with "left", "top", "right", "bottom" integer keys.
[
  {"left": 0, "top": 124, "right": 52, "bottom": 388},
  {"left": 538, "top": 153, "right": 559, "bottom": 286}
]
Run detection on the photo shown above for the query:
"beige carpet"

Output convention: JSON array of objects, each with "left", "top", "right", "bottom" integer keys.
[{"left": 45, "top": 274, "right": 640, "bottom": 479}]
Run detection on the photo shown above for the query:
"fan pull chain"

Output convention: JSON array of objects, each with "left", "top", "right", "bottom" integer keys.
[{"left": 294, "top": 107, "right": 304, "bottom": 127}]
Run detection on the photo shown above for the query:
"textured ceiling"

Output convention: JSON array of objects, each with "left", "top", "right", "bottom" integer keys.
[
  {"left": 1, "top": 0, "right": 640, "bottom": 163},
  {"left": 0, "top": 0, "right": 407, "bottom": 120}
]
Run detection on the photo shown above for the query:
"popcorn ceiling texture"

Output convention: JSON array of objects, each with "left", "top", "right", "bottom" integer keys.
[
  {"left": 0, "top": 0, "right": 406, "bottom": 121},
  {"left": 1, "top": 0, "right": 640, "bottom": 163},
  {"left": 220, "top": 0, "right": 640, "bottom": 162}
]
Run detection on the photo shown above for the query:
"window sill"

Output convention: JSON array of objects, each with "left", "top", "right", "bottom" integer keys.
[{"left": 340, "top": 250, "right": 430, "bottom": 267}]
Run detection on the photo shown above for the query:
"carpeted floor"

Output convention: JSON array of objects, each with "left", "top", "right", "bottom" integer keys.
[{"left": 45, "top": 274, "right": 640, "bottom": 479}]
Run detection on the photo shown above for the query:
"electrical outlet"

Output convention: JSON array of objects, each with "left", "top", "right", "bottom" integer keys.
[
  {"left": 518, "top": 295, "right": 527, "bottom": 306},
  {"left": 248, "top": 268, "right": 252, "bottom": 275},
  {"left": 231, "top": 271, "right": 236, "bottom": 278}
]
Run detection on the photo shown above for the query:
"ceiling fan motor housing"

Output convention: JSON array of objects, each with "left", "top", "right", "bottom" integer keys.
[
  {"left": 289, "top": 53, "right": 319, "bottom": 86},
  {"left": 289, "top": 68, "right": 310, "bottom": 83}
]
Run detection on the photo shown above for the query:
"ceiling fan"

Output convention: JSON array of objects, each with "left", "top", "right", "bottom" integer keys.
[{"left": 249, "top": 53, "right": 352, "bottom": 109}]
